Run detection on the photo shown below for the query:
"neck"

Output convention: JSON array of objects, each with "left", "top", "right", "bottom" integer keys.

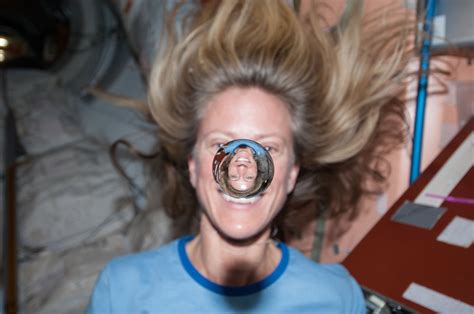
[{"left": 186, "top": 217, "right": 281, "bottom": 287}]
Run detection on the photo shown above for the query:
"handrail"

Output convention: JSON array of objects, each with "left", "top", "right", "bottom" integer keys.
[
  {"left": 2, "top": 70, "right": 24, "bottom": 314},
  {"left": 410, "top": 0, "right": 437, "bottom": 184}
]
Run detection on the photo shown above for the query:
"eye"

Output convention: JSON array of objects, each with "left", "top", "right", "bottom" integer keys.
[
  {"left": 211, "top": 142, "right": 225, "bottom": 152},
  {"left": 263, "top": 144, "right": 282, "bottom": 156},
  {"left": 264, "top": 146, "right": 276, "bottom": 153}
]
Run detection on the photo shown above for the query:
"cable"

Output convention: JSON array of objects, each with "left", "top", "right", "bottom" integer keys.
[{"left": 110, "top": 139, "right": 159, "bottom": 213}]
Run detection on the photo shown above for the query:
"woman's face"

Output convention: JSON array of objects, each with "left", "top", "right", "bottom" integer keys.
[
  {"left": 188, "top": 87, "right": 299, "bottom": 241},
  {"left": 228, "top": 147, "right": 258, "bottom": 191}
]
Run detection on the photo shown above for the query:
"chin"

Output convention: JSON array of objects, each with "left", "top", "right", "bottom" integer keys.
[
  {"left": 210, "top": 214, "right": 271, "bottom": 244},
  {"left": 219, "top": 227, "right": 270, "bottom": 244}
]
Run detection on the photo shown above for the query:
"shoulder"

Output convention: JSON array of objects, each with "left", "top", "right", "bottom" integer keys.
[
  {"left": 284, "top": 245, "right": 365, "bottom": 313},
  {"left": 286, "top": 246, "right": 349, "bottom": 278},
  {"left": 105, "top": 238, "right": 180, "bottom": 283},
  {"left": 87, "top": 238, "right": 184, "bottom": 313}
]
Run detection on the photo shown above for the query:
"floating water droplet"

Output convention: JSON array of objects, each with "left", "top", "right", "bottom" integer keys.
[{"left": 213, "top": 139, "right": 274, "bottom": 198}]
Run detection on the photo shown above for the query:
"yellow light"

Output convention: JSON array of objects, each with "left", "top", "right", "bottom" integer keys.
[{"left": 0, "top": 37, "right": 8, "bottom": 48}]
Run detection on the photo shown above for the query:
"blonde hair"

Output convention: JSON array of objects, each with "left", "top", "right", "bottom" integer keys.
[{"left": 147, "top": 0, "right": 414, "bottom": 238}]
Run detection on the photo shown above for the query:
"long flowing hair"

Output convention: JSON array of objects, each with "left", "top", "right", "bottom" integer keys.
[{"left": 143, "top": 0, "right": 414, "bottom": 241}]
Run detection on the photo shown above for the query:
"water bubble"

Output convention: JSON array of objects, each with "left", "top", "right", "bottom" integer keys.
[{"left": 212, "top": 139, "right": 274, "bottom": 198}]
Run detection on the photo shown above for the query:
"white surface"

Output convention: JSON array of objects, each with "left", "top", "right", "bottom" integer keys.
[
  {"left": 432, "top": 14, "right": 446, "bottom": 46},
  {"left": 376, "top": 192, "right": 389, "bottom": 215},
  {"left": 3, "top": 3, "right": 163, "bottom": 314},
  {"left": 7, "top": 71, "right": 83, "bottom": 155},
  {"left": 19, "top": 233, "right": 130, "bottom": 314},
  {"left": 414, "top": 133, "right": 473, "bottom": 207},
  {"left": 437, "top": 216, "right": 474, "bottom": 248},
  {"left": 16, "top": 140, "right": 135, "bottom": 251},
  {"left": 403, "top": 282, "right": 474, "bottom": 313}
]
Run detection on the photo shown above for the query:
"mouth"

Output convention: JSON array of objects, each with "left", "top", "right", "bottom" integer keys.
[
  {"left": 235, "top": 157, "right": 250, "bottom": 164},
  {"left": 221, "top": 192, "right": 261, "bottom": 204}
]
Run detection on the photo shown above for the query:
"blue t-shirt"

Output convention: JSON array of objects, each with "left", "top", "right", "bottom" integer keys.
[{"left": 87, "top": 236, "right": 365, "bottom": 313}]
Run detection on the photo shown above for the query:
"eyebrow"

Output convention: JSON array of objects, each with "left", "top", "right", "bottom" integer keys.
[{"left": 202, "top": 130, "right": 287, "bottom": 142}]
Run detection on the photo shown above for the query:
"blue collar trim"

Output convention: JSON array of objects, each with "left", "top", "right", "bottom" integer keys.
[{"left": 178, "top": 235, "right": 289, "bottom": 297}]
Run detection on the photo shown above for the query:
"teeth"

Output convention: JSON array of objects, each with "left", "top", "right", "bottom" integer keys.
[
  {"left": 236, "top": 157, "right": 249, "bottom": 162},
  {"left": 222, "top": 193, "right": 260, "bottom": 204}
]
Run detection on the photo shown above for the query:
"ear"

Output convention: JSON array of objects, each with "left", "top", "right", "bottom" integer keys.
[
  {"left": 286, "top": 164, "right": 300, "bottom": 194},
  {"left": 188, "top": 156, "right": 197, "bottom": 188}
]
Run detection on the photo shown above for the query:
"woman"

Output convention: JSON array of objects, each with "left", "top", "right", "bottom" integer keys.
[{"left": 88, "top": 0, "right": 412, "bottom": 312}]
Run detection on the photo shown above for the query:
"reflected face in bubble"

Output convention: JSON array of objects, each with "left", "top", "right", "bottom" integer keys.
[
  {"left": 188, "top": 87, "right": 300, "bottom": 242},
  {"left": 228, "top": 147, "right": 257, "bottom": 191},
  {"left": 212, "top": 139, "right": 274, "bottom": 199}
]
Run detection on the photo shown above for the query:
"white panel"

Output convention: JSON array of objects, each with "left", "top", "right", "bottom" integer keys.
[
  {"left": 437, "top": 216, "right": 474, "bottom": 248},
  {"left": 403, "top": 282, "right": 474, "bottom": 313},
  {"left": 414, "top": 133, "right": 473, "bottom": 207}
]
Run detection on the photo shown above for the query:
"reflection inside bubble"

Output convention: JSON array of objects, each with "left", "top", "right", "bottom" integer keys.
[
  {"left": 213, "top": 139, "right": 274, "bottom": 199},
  {"left": 228, "top": 147, "right": 258, "bottom": 191}
]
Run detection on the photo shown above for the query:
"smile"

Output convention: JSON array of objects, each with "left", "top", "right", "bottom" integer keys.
[
  {"left": 222, "top": 193, "right": 261, "bottom": 204},
  {"left": 236, "top": 157, "right": 250, "bottom": 163}
]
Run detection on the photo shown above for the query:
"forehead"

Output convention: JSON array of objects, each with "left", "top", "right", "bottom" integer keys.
[{"left": 198, "top": 87, "right": 294, "bottom": 141}]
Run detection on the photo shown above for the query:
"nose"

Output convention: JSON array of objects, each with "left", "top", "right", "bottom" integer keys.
[{"left": 237, "top": 164, "right": 247, "bottom": 179}]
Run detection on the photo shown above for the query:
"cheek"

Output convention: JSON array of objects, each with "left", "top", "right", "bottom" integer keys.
[
  {"left": 189, "top": 152, "right": 216, "bottom": 189},
  {"left": 228, "top": 165, "right": 238, "bottom": 177},
  {"left": 273, "top": 157, "right": 299, "bottom": 194}
]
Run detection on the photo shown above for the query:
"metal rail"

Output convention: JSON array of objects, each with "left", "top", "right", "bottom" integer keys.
[
  {"left": 410, "top": 0, "right": 437, "bottom": 184},
  {"left": 2, "top": 70, "right": 25, "bottom": 314}
]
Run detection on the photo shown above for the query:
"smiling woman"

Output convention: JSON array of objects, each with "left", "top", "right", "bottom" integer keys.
[
  {"left": 188, "top": 87, "right": 299, "bottom": 244},
  {"left": 87, "top": 0, "right": 414, "bottom": 312}
]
